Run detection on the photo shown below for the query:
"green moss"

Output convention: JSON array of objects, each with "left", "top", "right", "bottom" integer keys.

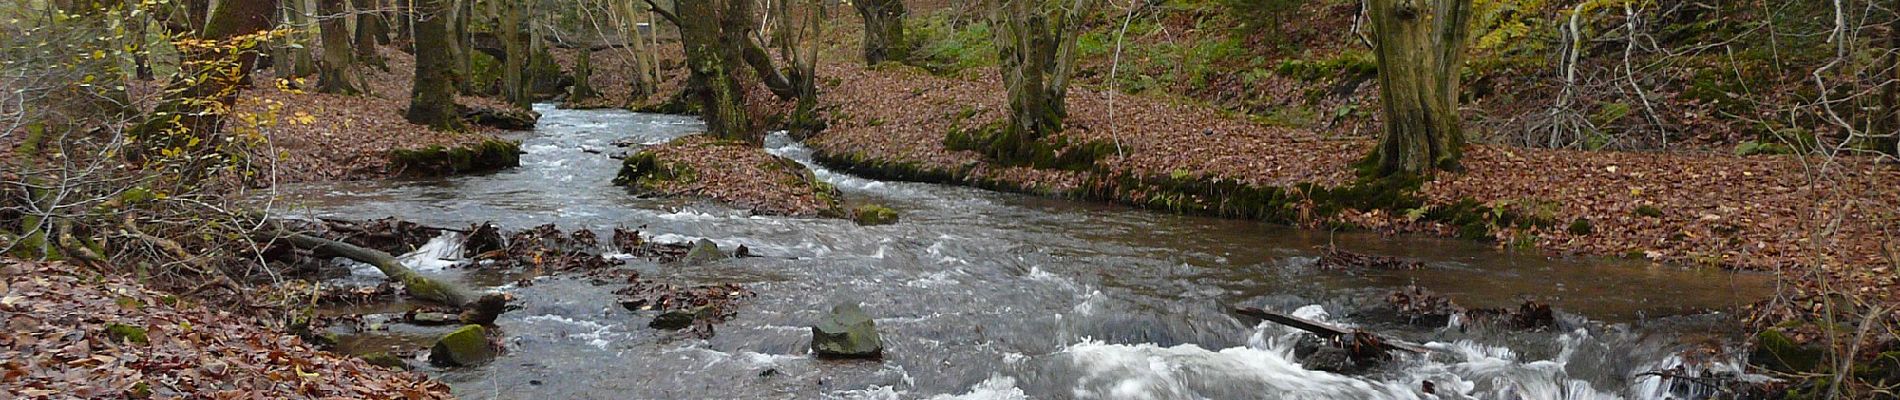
[
  {"left": 852, "top": 204, "right": 900, "bottom": 226},
  {"left": 388, "top": 139, "right": 522, "bottom": 176},
  {"left": 944, "top": 122, "right": 1115, "bottom": 171},
  {"left": 1567, "top": 218, "right": 1594, "bottom": 236},
  {"left": 1634, "top": 204, "right": 1665, "bottom": 218},
  {"left": 613, "top": 150, "right": 699, "bottom": 194},
  {"left": 1735, "top": 140, "right": 1795, "bottom": 156},
  {"left": 1750, "top": 329, "right": 1825, "bottom": 373},
  {"left": 105, "top": 323, "right": 148, "bottom": 345},
  {"left": 429, "top": 325, "right": 494, "bottom": 367}
]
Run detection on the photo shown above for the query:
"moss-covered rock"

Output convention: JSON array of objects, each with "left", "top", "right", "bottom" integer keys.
[
  {"left": 852, "top": 204, "right": 900, "bottom": 226},
  {"left": 428, "top": 325, "right": 495, "bottom": 367},
  {"left": 389, "top": 139, "right": 522, "bottom": 176},
  {"left": 811, "top": 302, "right": 882, "bottom": 359},
  {"left": 682, "top": 238, "right": 725, "bottom": 266}
]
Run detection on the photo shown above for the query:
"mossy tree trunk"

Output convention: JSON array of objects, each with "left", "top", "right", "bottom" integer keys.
[
  {"left": 677, "top": 0, "right": 757, "bottom": 143},
  {"left": 129, "top": 0, "right": 281, "bottom": 163},
  {"left": 1364, "top": 0, "right": 1472, "bottom": 177},
  {"left": 985, "top": 0, "right": 1092, "bottom": 162},
  {"left": 405, "top": 0, "right": 465, "bottom": 130},
  {"left": 317, "top": 0, "right": 367, "bottom": 94},
  {"left": 569, "top": 49, "right": 601, "bottom": 101},
  {"left": 853, "top": 0, "right": 907, "bottom": 65}
]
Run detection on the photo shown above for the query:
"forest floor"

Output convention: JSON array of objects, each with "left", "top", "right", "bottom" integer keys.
[
  {"left": 804, "top": 62, "right": 1900, "bottom": 308},
  {"left": 228, "top": 47, "right": 515, "bottom": 183},
  {"left": 0, "top": 260, "right": 454, "bottom": 399}
]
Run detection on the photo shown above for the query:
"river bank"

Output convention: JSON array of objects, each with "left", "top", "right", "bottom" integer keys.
[{"left": 804, "top": 62, "right": 1898, "bottom": 288}]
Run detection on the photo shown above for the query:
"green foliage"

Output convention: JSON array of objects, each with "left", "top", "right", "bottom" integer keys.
[
  {"left": 1633, "top": 204, "right": 1664, "bottom": 218},
  {"left": 907, "top": 16, "right": 998, "bottom": 75},
  {"left": 1274, "top": 51, "right": 1377, "bottom": 81},
  {"left": 1567, "top": 218, "right": 1595, "bottom": 235}
]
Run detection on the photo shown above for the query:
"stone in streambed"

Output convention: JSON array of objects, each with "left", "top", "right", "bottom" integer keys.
[
  {"left": 682, "top": 239, "right": 725, "bottom": 265},
  {"left": 650, "top": 305, "right": 712, "bottom": 330},
  {"left": 429, "top": 325, "right": 495, "bottom": 367},
  {"left": 811, "top": 302, "right": 882, "bottom": 359}
]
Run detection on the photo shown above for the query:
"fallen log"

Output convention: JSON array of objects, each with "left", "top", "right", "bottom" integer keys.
[
  {"left": 1234, "top": 306, "right": 1430, "bottom": 354},
  {"left": 272, "top": 230, "right": 480, "bottom": 307}
]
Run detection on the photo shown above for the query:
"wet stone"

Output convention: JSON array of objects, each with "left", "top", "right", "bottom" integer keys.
[
  {"left": 811, "top": 302, "right": 882, "bottom": 359},
  {"left": 682, "top": 239, "right": 724, "bottom": 265},
  {"left": 429, "top": 325, "right": 495, "bottom": 367}
]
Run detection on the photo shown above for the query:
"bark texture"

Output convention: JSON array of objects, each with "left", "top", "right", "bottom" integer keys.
[
  {"left": 677, "top": 0, "right": 756, "bottom": 143},
  {"left": 317, "top": 0, "right": 366, "bottom": 94},
  {"left": 853, "top": 0, "right": 907, "bottom": 65},
  {"left": 1366, "top": 0, "right": 1472, "bottom": 176},
  {"left": 405, "top": 0, "right": 465, "bottom": 130}
]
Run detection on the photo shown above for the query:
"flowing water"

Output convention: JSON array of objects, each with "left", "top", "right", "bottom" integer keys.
[{"left": 283, "top": 105, "right": 1777, "bottom": 399}]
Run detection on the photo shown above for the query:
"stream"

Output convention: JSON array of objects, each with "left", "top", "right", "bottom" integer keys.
[{"left": 282, "top": 104, "right": 1776, "bottom": 399}]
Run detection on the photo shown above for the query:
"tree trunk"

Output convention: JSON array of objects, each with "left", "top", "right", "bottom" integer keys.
[
  {"left": 500, "top": 0, "right": 530, "bottom": 108},
  {"left": 678, "top": 0, "right": 755, "bottom": 143},
  {"left": 272, "top": 231, "right": 481, "bottom": 307},
  {"left": 613, "top": 0, "right": 658, "bottom": 98},
  {"left": 355, "top": 0, "right": 389, "bottom": 70},
  {"left": 569, "top": 49, "right": 601, "bottom": 102},
  {"left": 1878, "top": 0, "right": 1900, "bottom": 156},
  {"left": 854, "top": 0, "right": 907, "bottom": 65},
  {"left": 129, "top": 0, "right": 282, "bottom": 164},
  {"left": 317, "top": 0, "right": 367, "bottom": 94},
  {"left": 1365, "top": 0, "right": 1472, "bottom": 177},
  {"left": 282, "top": 0, "right": 319, "bottom": 77},
  {"left": 392, "top": 0, "right": 413, "bottom": 43},
  {"left": 405, "top": 0, "right": 465, "bottom": 130},
  {"left": 449, "top": 0, "right": 474, "bottom": 93},
  {"left": 981, "top": 0, "right": 1091, "bottom": 163}
]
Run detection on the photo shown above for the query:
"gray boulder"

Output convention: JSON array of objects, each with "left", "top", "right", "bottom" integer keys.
[{"left": 811, "top": 302, "right": 882, "bottom": 359}]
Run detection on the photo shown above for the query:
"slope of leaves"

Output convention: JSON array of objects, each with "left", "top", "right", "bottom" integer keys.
[{"left": 0, "top": 260, "right": 453, "bottom": 399}]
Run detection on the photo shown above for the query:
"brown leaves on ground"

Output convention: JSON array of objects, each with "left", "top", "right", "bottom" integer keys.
[
  {"left": 633, "top": 135, "right": 843, "bottom": 217},
  {"left": 234, "top": 46, "right": 510, "bottom": 183},
  {"left": 0, "top": 260, "right": 452, "bottom": 399},
  {"left": 806, "top": 62, "right": 1899, "bottom": 303}
]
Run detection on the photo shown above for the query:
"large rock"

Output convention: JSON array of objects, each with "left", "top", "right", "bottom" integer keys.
[
  {"left": 429, "top": 325, "right": 495, "bottom": 367},
  {"left": 851, "top": 204, "right": 899, "bottom": 226},
  {"left": 811, "top": 302, "right": 882, "bottom": 359}
]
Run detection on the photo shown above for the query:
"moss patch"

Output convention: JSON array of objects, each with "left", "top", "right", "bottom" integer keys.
[
  {"left": 428, "top": 325, "right": 494, "bottom": 367},
  {"left": 852, "top": 204, "right": 900, "bottom": 226},
  {"left": 105, "top": 323, "right": 148, "bottom": 345},
  {"left": 388, "top": 139, "right": 522, "bottom": 176}
]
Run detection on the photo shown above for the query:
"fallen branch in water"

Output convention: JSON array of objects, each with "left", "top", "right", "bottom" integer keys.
[
  {"left": 267, "top": 229, "right": 480, "bottom": 307},
  {"left": 1234, "top": 306, "right": 1430, "bottom": 354}
]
